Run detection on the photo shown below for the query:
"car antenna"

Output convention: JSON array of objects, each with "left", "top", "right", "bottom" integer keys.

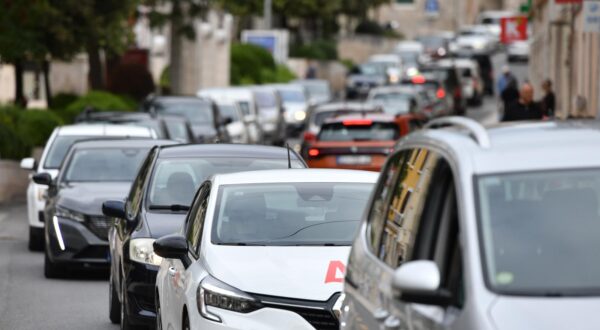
[{"left": 286, "top": 143, "right": 292, "bottom": 169}]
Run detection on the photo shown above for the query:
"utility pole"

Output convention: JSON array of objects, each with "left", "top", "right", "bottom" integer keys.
[{"left": 264, "top": 0, "right": 272, "bottom": 29}]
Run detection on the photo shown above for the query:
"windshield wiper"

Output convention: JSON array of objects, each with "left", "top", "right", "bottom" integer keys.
[{"left": 148, "top": 204, "right": 190, "bottom": 212}]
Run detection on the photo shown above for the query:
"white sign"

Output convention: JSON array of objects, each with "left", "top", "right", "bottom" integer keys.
[
  {"left": 583, "top": 0, "right": 600, "bottom": 33},
  {"left": 241, "top": 30, "right": 289, "bottom": 63}
]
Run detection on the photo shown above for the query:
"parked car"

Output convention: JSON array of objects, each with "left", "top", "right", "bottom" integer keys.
[
  {"left": 305, "top": 113, "right": 423, "bottom": 172},
  {"left": 34, "top": 139, "right": 175, "bottom": 278},
  {"left": 19, "top": 124, "right": 157, "bottom": 251},
  {"left": 437, "top": 58, "right": 485, "bottom": 105},
  {"left": 102, "top": 144, "right": 306, "bottom": 329},
  {"left": 342, "top": 117, "right": 600, "bottom": 329},
  {"left": 292, "top": 79, "right": 333, "bottom": 105},
  {"left": 252, "top": 86, "right": 286, "bottom": 145},
  {"left": 507, "top": 40, "right": 530, "bottom": 62},
  {"left": 198, "top": 87, "right": 263, "bottom": 143},
  {"left": 267, "top": 84, "right": 310, "bottom": 137},
  {"left": 300, "top": 102, "right": 383, "bottom": 158},
  {"left": 141, "top": 96, "right": 230, "bottom": 143},
  {"left": 346, "top": 62, "right": 390, "bottom": 100},
  {"left": 75, "top": 111, "right": 196, "bottom": 143},
  {"left": 154, "top": 169, "right": 378, "bottom": 330},
  {"left": 419, "top": 62, "right": 466, "bottom": 115}
]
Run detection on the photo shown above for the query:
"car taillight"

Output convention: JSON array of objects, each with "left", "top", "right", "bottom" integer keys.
[
  {"left": 308, "top": 148, "right": 320, "bottom": 157},
  {"left": 436, "top": 88, "right": 446, "bottom": 99},
  {"left": 411, "top": 75, "right": 426, "bottom": 84},
  {"left": 303, "top": 131, "right": 316, "bottom": 142},
  {"left": 343, "top": 119, "right": 373, "bottom": 126}
]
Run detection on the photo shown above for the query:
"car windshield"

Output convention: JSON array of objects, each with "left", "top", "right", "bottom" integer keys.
[
  {"left": 279, "top": 89, "right": 306, "bottom": 104},
  {"left": 212, "top": 182, "right": 373, "bottom": 246},
  {"left": 398, "top": 52, "right": 420, "bottom": 65},
  {"left": 156, "top": 100, "right": 213, "bottom": 125},
  {"left": 477, "top": 169, "right": 600, "bottom": 296},
  {"left": 304, "top": 83, "right": 329, "bottom": 98},
  {"left": 44, "top": 135, "right": 92, "bottom": 169},
  {"left": 63, "top": 148, "right": 148, "bottom": 182},
  {"left": 360, "top": 62, "right": 387, "bottom": 76},
  {"left": 217, "top": 105, "right": 240, "bottom": 121},
  {"left": 254, "top": 90, "right": 277, "bottom": 108},
  {"left": 372, "top": 94, "right": 412, "bottom": 114},
  {"left": 319, "top": 122, "right": 398, "bottom": 141},
  {"left": 148, "top": 158, "right": 305, "bottom": 208}
]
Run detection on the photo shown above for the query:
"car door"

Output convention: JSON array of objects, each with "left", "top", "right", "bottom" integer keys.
[
  {"left": 165, "top": 183, "right": 210, "bottom": 329},
  {"left": 344, "top": 147, "right": 447, "bottom": 330}
]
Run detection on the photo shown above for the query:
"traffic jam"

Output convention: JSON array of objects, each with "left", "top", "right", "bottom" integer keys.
[{"left": 7, "top": 8, "right": 600, "bottom": 330}]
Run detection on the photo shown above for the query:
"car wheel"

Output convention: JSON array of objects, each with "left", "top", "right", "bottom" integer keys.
[
  {"left": 182, "top": 313, "right": 190, "bottom": 330},
  {"left": 109, "top": 273, "right": 121, "bottom": 324},
  {"left": 28, "top": 227, "right": 44, "bottom": 251},
  {"left": 44, "top": 249, "right": 63, "bottom": 279}
]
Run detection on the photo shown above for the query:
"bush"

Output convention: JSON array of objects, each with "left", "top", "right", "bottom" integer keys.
[
  {"left": 17, "top": 110, "right": 63, "bottom": 147},
  {"left": 51, "top": 93, "right": 78, "bottom": 110},
  {"left": 0, "top": 121, "right": 29, "bottom": 160},
  {"left": 289, "top": 40, "right": 338, "bottom": 60},
  {"left": 231, "top": 43, "right": 277, "bottom": 85},
  {"left": 60, "top": 90, "right": 135, "bottom": 123}
]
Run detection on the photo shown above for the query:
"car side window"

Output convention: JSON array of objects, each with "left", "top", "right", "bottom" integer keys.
[
  {"left": 374, "top": 148, "right": 440, "bottom": 268},
  {"left": 126, "top": 148, "right": 156, "bottom": 219},
  {"left": 185, "top": 184, "right": 210, "bottom": 257}
]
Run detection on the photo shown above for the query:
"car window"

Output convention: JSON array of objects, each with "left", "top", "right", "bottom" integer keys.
[
  {"left": 126, "top": 148, "right": 157, "bottom": 219},
  {"left": 217, "top": 104, "right": 241, "bottom": 121},
  {"left": 318, "top": 122, "right": 399, "bottom": 141},
  {"left": 147, "top": 157, "right": 305, "bottom": 208},
  {"left": 43, "top": 135, "right": 91, "bottom": 169},
  {"left": 237, "top": 101, "right": 251, "bottom": 116},
  {"left": 164, "top": 120, "right": 191, "bottom": 143},
  {"left": 185, "top": 184, "right": 209, "bottom": 257},
  {"left": 368, "top": 148, "right": 439, "bottom": 268},
  {"left": 63, "top": 147, "right": 149, "bottom": 183},
  {"left": 155, "top": 100, "right": 214, "bottom": 125},
  {"left": 211, "top": 182, "right": 374, "bottom": 246}
]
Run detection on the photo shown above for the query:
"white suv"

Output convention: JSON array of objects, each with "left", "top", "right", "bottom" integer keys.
[
  {"left": 342, "top": 117, "right": 600, "bottom": 330},
  {"left": 20, "top": 124, "right": 157, "bottom": 251}
]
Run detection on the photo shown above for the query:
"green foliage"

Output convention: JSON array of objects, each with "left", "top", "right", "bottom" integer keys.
[
  {"left": 340, "top": 59, "right": 355, "bottom": 70},
  {"left": 51, "top": 93, "right": 79, "bottom": 110},
  {"left": 261, "top": 65, "right": 297, "bottom": 83},
  {"left": 231, "top": 43, "right": 281, "bottom": 85},
  {"left": 60, "top": 91, "right": 135, "bottom": 123},
  {"left": 290, "top": 40, "right": 338, "bottom": 60},
  {"left": 17, "top": 110, "right": 63, "bottom": 148}
]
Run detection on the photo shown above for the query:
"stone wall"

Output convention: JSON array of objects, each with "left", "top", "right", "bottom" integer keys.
[
  {"left": 0, "top": 161, "right": 28, "bottom": 204},
  {"left": 337, "top": 35, "right": 401, "bottom": 65}
]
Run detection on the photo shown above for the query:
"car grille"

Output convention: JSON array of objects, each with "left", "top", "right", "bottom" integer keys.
[
  {"left": 87, "top": 216, "right": 111, "bottom": 240},
  {"left": 252, "top": 293, "right": 340, "bottom": 330}
]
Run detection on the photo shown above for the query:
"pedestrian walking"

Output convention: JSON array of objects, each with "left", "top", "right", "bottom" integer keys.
[
  {"left": 502, "top": 83, "right": 544, "bottom": 122},
  {"left": 541, "top": 79, "right": 556, "bottom": 118},
  {"left": 501, "top": 77, "right": 519, "bottom": 109},
  {"left": 497, "top": 65, "right": 515, "bottom": 95}
]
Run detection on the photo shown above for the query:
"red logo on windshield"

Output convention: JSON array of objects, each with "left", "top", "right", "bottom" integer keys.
[{"left": 325, "top": 260, "right": 346, "bottom": 283}]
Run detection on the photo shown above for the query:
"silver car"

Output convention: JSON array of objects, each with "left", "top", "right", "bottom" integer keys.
[{"left": 342, "top": 117, "right": 600, "bottom": 330}]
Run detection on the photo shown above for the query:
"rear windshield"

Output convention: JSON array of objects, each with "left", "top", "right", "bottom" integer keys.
[
  {"left": 218, "top": 105, "right": 240, "bottom": 121},
  {"left": 63, "top": 148, "right": 148, "bottom": 182},
  {"left": 318, "top": 122, "right": 399, "bottom": 141},
  {"left": 254, "top": 90, "right": 277, "bottom": 108}
]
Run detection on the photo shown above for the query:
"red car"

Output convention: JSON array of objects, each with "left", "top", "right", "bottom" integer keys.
[{"left": 306, "top": 113, "right": 423, "bottom": 172}]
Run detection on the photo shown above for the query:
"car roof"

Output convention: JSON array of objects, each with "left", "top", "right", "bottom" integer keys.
[
  {"left": 57, "top": 124, "right": 155, "bottom": 137},
  {"left": 213, "top": 169, "right": 378, "bottom": 186},
  {"left": 156, "top": 143, "right": 304, "bottom": 160},
  {"left": 153, "top": 96, "right": 209, "bottom": 104},
  {"left": 404, "top": 119, "right": 600, "bottom": 175},
  {"left": 70, "top": 138, "right": 175, "bottom": 150},
  {"left": 324, "top": 113, "right": 397, "bottom": 124},
  {"left": 313, "top": 102, "right": 379, "bottom": 113}
]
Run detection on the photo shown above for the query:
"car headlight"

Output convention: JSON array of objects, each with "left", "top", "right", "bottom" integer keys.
[
  {"left": 55, "top": 206, "right": 86, "bottom": 222},
  {"left": 294, "top": 110, "right": 306, "bottom": 121},
  {"left": 197, "top": 275, "right": 262, "bottom": 322},
  {"left": 129, "top": 238, "right": 163, "bottom": 266},
  {"left": 473, "top": 42, "right": 485, "bottom": 50}
]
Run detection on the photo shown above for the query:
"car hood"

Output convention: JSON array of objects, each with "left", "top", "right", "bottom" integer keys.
[
  {"left": 57, "top": 182, "right": 131, "bottom": 216},
  {"left": 205, "top": 246, "right": 350, "bottom": 301},
  {"left": 490, "top": 296, "right": 600, "bottom": 329},
  {"left": 142, "top": 211, "right": 187, "bottom": 239}
]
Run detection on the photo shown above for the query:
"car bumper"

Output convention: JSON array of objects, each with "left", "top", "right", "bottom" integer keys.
[
  {"left": 27, "top": 183, "right": 46, "bottom": 228},
  {"left": 124, "top": 261, "right": 160, "bottom": 326},
  {"left": 45, "top": 216, "right": 109, "bottom": 268},
  {"left": 189, "top": 306, "right": 320, "bottom": 330},
  {"left": 307, "top": 155, "right": 387, "bottom": 172}
]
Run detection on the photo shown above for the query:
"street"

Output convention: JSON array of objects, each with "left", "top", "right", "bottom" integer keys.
[{"left": 0, "top": 52, "right": 527, "bottom": 330}]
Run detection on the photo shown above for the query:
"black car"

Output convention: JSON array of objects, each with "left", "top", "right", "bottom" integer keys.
[
  {"left": 75, "top": 111, "right": 196, "bottom": 143},
  {"left": 419, "top": 63, "right": 466, "bottom": 115},
  {"left": 32, "top": 139, "right": 176, "bottom": 279},
  {"left": 141, "top": 96, "right": 230, "bottom": 143},
  {"left": 102, "top": 144, "right": 307, "bottom": 329}
]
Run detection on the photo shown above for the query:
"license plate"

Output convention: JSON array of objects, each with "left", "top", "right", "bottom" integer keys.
[{"left": 337, "top": 155, "right": 372, "bottom": 165}]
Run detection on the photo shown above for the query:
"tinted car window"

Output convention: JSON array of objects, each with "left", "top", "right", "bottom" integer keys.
[
  {"left": 164, "top": 120, "right": 191, "bottom": 143},
  {"left": 127, "top": 148, "right": 157, "bottom": 218},
  {"left": 372, "top": 93, "right": 413, "bottom": 114},
  {"left": 155, "top": 100, "right": 214, "bottom": 125},
  {"left": 148, "top": 157, "right": 305, "bottom": 207},
  {"left": 318, "top": 122, "right": 399, "bottom": 141},
  {"left": 63, "top": 148, "right": 148, "bottom": 182},
  {"left": 44, "top": 135, "right": 90, "bottom": 169},
  {"left": 212, "top": 182, "right": 374, "bottom": 245}
]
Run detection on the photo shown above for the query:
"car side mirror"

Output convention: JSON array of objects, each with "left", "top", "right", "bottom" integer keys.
[
  {"left": 32, "top": 172, "right": 53, "bottom": 186},
  {"left": 20, "top": 157, "right": 36, "bottom": 170},
  {"left": 102, "top": 200, "right": 126, "bottom": 219},
  {"left": 154, "top": 234, "right": 191, "bottom": 267},
  {"left": 392, "top": 260, "right": 452, "bottom": 307}
]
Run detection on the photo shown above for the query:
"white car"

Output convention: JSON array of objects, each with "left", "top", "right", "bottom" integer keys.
[
  {"left": 154, "top": 169, "right": 378, "bottom": 330},
  {"left": 368, "top": 54, "right": 403, "bottom": 84},
  {"left": 437, "top": 58, "right": 484, "bottom": 105},
  {"left": 20, "top": 124, "right": 157, "bottom": 251},
  {"left": 212, "top": 99, "right": 251, "bottom": 144},
  {"left": 507, "top": 40, "right": 530, "bottom": 62},
  {"left": 455, "top": 25, "right": 497, "bottom": 54},
  {"left": 266, "top": 84, "right": 310, "bottom": 137}
]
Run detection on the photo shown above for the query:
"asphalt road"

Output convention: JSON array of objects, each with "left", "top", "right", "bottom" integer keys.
[{"left": 0, "top": 52, "right": 528, "bottom": 330}]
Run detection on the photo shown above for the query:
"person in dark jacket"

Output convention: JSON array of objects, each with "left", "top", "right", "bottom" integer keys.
[
  {"left": 501, "top": 77, "right": 520, "bottom": 110},
  {"left": 541, "top": 79, "right": 556, "bottom": 118},
  {"left": 502, "top": 83, "right": 544, "bottom": 122}
]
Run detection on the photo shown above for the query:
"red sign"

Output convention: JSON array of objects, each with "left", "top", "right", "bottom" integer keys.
[
  {"left": 324, "top": 261, "right": 346, "bottom": 283},
  {"left": 500, "top": 16, "right": 528, "bottom": 44}
]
